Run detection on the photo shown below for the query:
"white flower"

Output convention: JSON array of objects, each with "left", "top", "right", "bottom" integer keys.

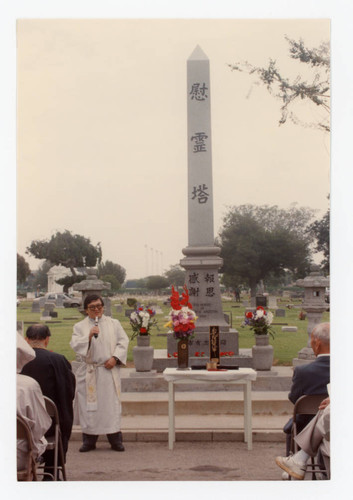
[
  {"left": 265, "top": 311, "right": 274, "bottom": 325},
  {"left": 130, "top": 312, "right": 138, "bottom": 321},
  {"left": 256, "top": 309, "right": 264, "bottom": 319},
  {"left": 142, "top": 316, "right": 150, "bottom": 328}
]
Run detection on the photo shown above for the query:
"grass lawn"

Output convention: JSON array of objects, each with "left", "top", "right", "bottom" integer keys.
[{"left": 17, "top": 297, "right": 330, "bottom": 365}]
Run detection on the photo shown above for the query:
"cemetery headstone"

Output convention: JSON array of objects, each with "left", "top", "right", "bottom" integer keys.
[
  {"left": 282, "top": 326, "right": 298, "bottom": 332},
  {"left": 104, "top": 297, "right": 112, "bottom": 317},
  {"left": 267, "top": 295, "right": 278, "bottom": 309},
  {"left": 115, "top": 304, "right": 123, "bottom": 314},
  {"left": 31, "top": 300, "right": 41, "bottom": 313},
  {"left": 41, "top": 302, "right": 55, "bottom": 320},
  {"left": 56, "top": 295, "right": 64, "bottom": 308},
  {"left": 275, "top": 308, "right": 286, "bottom": 317},
  {"left": 125, "top": 308, "right": 134, "bottom": 318},
  {"left": 256, "top": 295, "right": 267, "bottom": 308},
  {"left": 39, "top": 297, "right": 46, "bottom": 308}
]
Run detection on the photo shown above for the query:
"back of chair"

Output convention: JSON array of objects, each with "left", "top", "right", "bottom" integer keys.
[
  {"left": 43, "top": 396, "right": 59, "bottom": 421},
  {"left": 293, "top": 394, "right": 327, "bottom": 423},
  {"left": 17, "top": 415, "right": 37, "bottom": 481}
]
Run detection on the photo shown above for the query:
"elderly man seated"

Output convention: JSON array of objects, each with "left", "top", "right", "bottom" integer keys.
[
  {"left": 17, "top": 332, "right": 51, "bottom": 475},
  {"left": 276, "top": 396, "right": 330, "bottom": 480},
  {"left": 283, "top": 322, "right": 330, "bottom": 455}
]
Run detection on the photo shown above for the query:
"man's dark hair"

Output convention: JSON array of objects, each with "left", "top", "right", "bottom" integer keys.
[
  {"left": 26, "top": 323, "right": 51, "bottom": 340},
  {"left": 84, "top": 294, "right": 104, "bottom": 310}
]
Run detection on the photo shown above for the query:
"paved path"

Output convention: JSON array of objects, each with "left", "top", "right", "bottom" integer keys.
[{"left": 65, "top": 440, "right": 286, "bottom": 481}]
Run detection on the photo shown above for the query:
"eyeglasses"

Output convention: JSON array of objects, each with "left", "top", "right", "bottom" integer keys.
[{"left": 87, "top": 304, "right": 103, "bottom": 311}]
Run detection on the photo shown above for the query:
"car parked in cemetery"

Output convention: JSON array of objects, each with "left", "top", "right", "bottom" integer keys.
[{"left": 43, "top": 292, "right": 82, "bottom": 308}]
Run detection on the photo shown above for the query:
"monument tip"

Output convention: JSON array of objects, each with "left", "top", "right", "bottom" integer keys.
[{"left": 188, "top": 45, "right": 208, "bottom": 61}]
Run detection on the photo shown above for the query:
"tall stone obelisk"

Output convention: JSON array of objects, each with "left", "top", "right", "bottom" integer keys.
[{"left": 180, "top": 46, "right": 230, "bottom": 334}]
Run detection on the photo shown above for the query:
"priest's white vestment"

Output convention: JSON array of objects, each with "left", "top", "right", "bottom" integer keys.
[{"left": 70, "top": 315, "right": 129, "bottom": 435}]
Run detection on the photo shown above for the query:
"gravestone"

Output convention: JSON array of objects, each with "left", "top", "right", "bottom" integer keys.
[
  {"left": 255, "top": 295, "right": 267, "bottom": 308},
  {"left": 41, "top": 302, "right": 55, "bottom": 320},
  {"left": 103, "top": 297, "right": 112, "bottom": 317},
  {"left": 275, "top": 308, "right": 286, "bottom": 317},
  {"left": 176, "top": 46, "right": 239, "bottom": 365},
  {"left": 38, "top": 297, "right": 46, "bottom": 308},
  {"left": 116, "top": 304, "right": 123, "bottom": 313},
  {"left": 31, "top": 300, "right": 41, "bottom": 313},
  {"left": 125, "top": 308, "right": 134, "bottom": 318},
  {"left": 56, "top": 295, "right": 64, "bottom": 308},
  {"left": 282, "top": 326, "right": 298, "bottom": 332},
  {"left": 267, "top": 295, "right": 278, "bottom": 309}
]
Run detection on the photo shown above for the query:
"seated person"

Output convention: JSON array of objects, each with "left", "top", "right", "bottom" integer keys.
[
  {"left": 276, "top": 396, "right": 330, "bottom": 480},
  {"left": 17, "top": 332, "right": 52, "bottom": 474},
  {"left": 283, "top": 322, "right": 330, "bottom": 455},
  {"left": 21, "top": 324, "right": 76, "bottom": 479}
]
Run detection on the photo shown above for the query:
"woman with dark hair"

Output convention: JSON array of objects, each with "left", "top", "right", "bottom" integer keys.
[{"left": 70, "top": 294, "right": 129, "bottom": 452}]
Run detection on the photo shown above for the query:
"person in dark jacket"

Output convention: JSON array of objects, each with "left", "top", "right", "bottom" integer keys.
[
  {"left": 283, "top": 322, "right": 330, "bottom": 455},
  {"left": 21, "top": 323, "right": 76, "bottom": 479}
]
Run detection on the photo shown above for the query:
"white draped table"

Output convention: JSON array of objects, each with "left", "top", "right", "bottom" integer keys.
[{"left": 162, "top": 367, "right": 257, "bottom": 450}]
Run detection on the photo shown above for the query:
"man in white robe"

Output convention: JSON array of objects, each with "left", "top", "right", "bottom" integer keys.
[
  {"left": 70, "top": 294, "right": 129, "bottom": 452},
  {"left": 17, "top": 332, "right": 52, "bottom": 472}
]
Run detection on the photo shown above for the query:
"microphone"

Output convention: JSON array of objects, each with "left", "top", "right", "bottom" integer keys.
[{"left": 94, "top": 316, "right": 98, "bottom": 338}]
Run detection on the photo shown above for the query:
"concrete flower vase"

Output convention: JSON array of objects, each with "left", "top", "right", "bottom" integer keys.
[
  {"left": 252, "top": 334, "right": 274, "bottom": 371},
  {"left": 132, "top": 335, "right": 154, "bottom": 372}
]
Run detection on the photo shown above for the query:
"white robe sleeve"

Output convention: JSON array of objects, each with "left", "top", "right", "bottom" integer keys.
[
  {"left": 112, "top": 319, "right": 129, "bottom": 365},
  {"left": 70, "top": 318, "right": 91, "bottom": 357}
]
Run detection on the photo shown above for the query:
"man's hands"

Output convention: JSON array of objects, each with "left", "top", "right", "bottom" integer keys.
[
  {"left": 104, "top": 357, "right": 118, "bottom": 370},
  {"left": 89, "top": 326, "right": 99, "bottom": 341},
  {"left": 319, "top": 397, "right": 330, "bottom": 410}
]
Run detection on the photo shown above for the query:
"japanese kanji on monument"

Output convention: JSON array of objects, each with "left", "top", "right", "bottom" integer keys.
[{"left": 167, "top": 46, "right": 243, "bottom": 365}]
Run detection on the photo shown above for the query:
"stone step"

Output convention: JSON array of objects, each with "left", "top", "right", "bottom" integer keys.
[
  {"left": 70, "top": 414, "right": 288, "bottom": 443},
  {"left": 119, "top": 391, "right": 292, "bottom": 416}
]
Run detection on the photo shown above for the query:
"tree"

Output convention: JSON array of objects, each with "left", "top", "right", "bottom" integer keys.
[
  {"left": 26, "top": 230, "right": 102, "bottom": 277},
  {"left": 32, "top": 260, "right": 53, "bottom": 291},
  {"left": 17, "top": 253, "right": 31, "bottom": 284},
  {"left": 219, "top": 204, "right": 314, "bottom": 297},
  {"left": 229, "top": 37, "right": 330, "bottom": 132},
  {"left": 308, "top": 207, "right": 330, "bottom": 274},
  {"left": 145, "top": 275, "right": 169, "bottom": 293},
  {"left": 97, "top": 260, "right": 126, "bottom": 288},
  {"left": 55, "top": 274, "right": 86, "bottom": 294},
  {"left": 100, "top": 274, "right": 122, "bottom": 292},
  {"left": 164, "top": 265, "right": 186, "bottom": 287}
]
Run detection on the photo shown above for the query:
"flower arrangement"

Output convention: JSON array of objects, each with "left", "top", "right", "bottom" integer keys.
[
  {"left": 242, "top": 306, "right": 275, "bottom": 338},
  {"left": 130, "top": 306, "right": 157, "bottom": 340},
  {"left": 164, "top": 285, "right": 197, "bottom": 340}
]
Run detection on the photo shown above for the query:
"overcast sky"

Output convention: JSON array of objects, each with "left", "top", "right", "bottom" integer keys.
[{"left": 16, "top": 17, "right": 331, "bottom": 279}]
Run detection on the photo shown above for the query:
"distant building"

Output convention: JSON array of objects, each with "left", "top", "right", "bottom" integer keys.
[{"left": 47, "top": 265, "right": 85, "bottom": 293}]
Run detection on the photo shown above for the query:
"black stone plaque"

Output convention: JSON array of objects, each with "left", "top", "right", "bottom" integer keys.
[
  {"left": 209, "top": 325, "right": 220, "bottom": 360},
  {"left": 255, "top": 295, "right": 267, "bottom": 307},
  {"left": 177, "top": 338, "right": 189, "bottom": 369}
]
